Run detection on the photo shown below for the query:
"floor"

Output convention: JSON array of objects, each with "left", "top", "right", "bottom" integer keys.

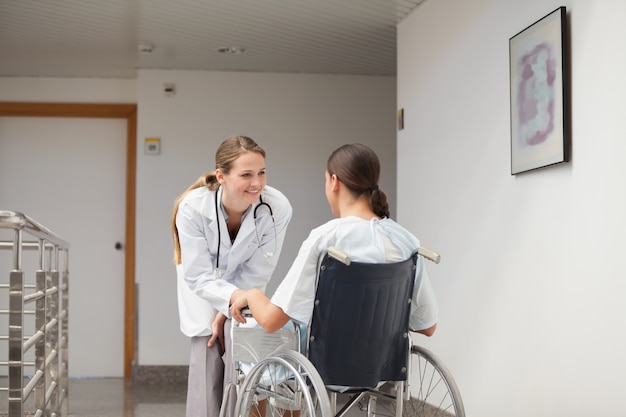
[
  {"left": 0, "top": 377, "right": 187, "bottom": 417},
  {"left": 69, "top": 378, "right": 187, "bottom": 417},
  {"left": 1, "top": 377, "right": 363, "bottom": 417}
]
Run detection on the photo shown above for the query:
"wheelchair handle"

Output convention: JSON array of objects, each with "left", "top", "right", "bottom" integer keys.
[
  {"left": 327, "top": 246, "right": 351, "bottom": 265},
  {"left": 328, "top": 245, "right": 441, "bottom": 264},
  {"left": 418, "top": 246, "right": 441, "bottom": 264}
]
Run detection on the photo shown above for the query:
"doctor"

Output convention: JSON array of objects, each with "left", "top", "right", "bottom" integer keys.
[{"left": 171, "top": 136, "right": 292, "bottom": 417}]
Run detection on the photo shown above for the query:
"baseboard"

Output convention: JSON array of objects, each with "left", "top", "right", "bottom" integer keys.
[{"left": 131, "top": 365, "right": 188, "bottom": 385}]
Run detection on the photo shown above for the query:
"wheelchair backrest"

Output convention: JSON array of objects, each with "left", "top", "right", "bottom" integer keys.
[{"left": 308, "top": 251, "right": 418, "bottom": 388}]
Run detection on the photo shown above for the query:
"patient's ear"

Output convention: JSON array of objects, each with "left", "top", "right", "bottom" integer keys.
[{"left": 330, "top": 174, "right": 341, "bottom": 191}]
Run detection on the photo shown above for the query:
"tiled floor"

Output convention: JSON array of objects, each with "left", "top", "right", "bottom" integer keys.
[
  {"left": 0, "top": 377, "right": 187, "bottom": 417},
  {"left": 2, "top": 377, "right": 365, "bottom": 417},
  {"left": 69, "top": 378, "right": 187, "bottom": 417}
]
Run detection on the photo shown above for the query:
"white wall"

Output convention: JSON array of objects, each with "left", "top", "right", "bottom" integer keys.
[
  {"left": 0, "top": 78, "right": 136, "bottom": 103},
  {"left": 135, "top": 69, "right": 396, "bottom": 364},
  {"left": 398, "top": 1, "right": 626, "bottom": 416},
  {"left": 0, "top": 72, "right": 396, "bottom": 371}
]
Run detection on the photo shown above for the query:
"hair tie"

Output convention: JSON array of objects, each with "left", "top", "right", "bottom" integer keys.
[{"left": 369, "top": 184, "right": 379, "bottom": 192}]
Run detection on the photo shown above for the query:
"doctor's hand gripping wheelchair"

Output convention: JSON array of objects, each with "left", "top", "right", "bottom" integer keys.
[{"left": 220, "top": 246, "right": 465, "bottom": 417}]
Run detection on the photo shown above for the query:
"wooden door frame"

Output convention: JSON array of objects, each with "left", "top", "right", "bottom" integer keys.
[{"left": 0, "top": 102, "right": 137, "bottom": 378}]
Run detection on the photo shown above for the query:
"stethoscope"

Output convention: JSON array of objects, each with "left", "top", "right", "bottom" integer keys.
[{"left": 214, "top": 186, "right": 277, "bottom": 271}]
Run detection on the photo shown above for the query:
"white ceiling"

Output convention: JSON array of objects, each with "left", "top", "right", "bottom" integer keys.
[{"left": 0, "top": 0, "right": 425, "bottom": 79}]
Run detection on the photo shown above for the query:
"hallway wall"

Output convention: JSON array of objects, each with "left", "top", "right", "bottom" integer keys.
[
  {"left": 397, "top": 1, "right": 626, "bottom": 416},
  {"left": 0, "top": 71, "right": 397, "bottom": 372},
  {"left": 135, "top": 69, "right": 396, "bottom": 364}
]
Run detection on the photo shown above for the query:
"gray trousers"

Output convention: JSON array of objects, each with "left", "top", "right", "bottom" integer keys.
[
  {"left": 222, "top": 319, "right": 236, "bottom": 417},
  {"left": 185, "top": 321, "right": 236, "bottom": 417}
]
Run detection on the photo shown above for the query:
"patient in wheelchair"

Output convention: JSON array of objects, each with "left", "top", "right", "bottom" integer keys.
[
  {"left": 227, "top": 144, "right": 439, "bottom": 416},
  {"left": 230, "top": 143, "right": 438, "bottom": 355}
]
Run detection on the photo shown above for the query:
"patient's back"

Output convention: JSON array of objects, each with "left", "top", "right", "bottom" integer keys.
[{"left": 307, "top": 252, "right": 418, "bottom": 388}]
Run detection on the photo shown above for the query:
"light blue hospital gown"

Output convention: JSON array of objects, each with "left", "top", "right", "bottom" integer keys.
[
  {"left": 271, "top": 216, "right": 438, "bottom": 333},
  {"left": 238, "top": 216, "right": 439, "bottom": 391}
]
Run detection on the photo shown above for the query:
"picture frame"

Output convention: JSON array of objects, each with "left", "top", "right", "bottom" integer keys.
[{"left": 509, "top": 6, "right": 569, "bottom": 175}]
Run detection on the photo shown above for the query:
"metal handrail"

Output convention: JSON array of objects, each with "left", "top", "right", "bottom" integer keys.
[
  {"left": 1, "top": 210, "right": 70, "bottom": 417},
  {"left": 0, "top": 211, "right": 69, "bottom": 249}
]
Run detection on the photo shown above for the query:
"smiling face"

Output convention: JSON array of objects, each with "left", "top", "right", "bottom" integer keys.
[{"left": 217, "top": 151, "right": 267, "bottom": 213}]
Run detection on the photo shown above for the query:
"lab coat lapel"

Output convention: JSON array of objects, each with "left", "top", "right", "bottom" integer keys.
[{"left": 203, "top": 187, "right": 221, "bottom": 241}]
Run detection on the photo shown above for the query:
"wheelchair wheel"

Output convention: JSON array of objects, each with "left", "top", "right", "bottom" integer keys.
[
  {"left": 367, "top": 345, "right": 465, "bottom": 417},
  {"left": 234, "top": 348, "right": 332, "bottom": 417}
]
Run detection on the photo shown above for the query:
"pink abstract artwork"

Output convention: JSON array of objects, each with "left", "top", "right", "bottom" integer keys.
[{"left": 516, "top": 42, "right": 556, "bottom": 147}]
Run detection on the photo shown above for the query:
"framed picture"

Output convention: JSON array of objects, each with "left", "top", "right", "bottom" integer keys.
[{"left": 509, "top": 6, "right": 569, "bottom": 175}]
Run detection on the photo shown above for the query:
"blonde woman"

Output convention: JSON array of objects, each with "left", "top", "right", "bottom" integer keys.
[{"left": 171, "top": 136, "right": 292, "bottom": 417}]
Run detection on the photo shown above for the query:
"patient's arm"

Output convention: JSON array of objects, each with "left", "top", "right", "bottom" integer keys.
[
  {"left": 230, "top": 288, "right": 290, "bottom": 333},
  {"left": 412, "top": 323, "right": 437, "bottom": 337}
]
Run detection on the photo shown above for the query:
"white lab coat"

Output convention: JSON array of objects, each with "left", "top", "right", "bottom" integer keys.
[
  {"left": 176, "top": 185, "right": 292, "bottom": 337},
  {"left": 271, "top": 216, "right": 438, "bottom": 331}
]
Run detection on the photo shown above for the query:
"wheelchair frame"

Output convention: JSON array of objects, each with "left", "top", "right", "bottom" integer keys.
[{"left": 222, "top": 247, "right": 465, "bottom": 417}]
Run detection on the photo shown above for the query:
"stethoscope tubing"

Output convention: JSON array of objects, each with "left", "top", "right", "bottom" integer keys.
[{"left": 214, "top": 186, "right": 273, "bottom": 269}]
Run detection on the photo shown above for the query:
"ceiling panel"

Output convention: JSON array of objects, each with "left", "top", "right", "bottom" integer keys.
[{"left": 0, "top": 0, "right": 426, "bottom": 78}]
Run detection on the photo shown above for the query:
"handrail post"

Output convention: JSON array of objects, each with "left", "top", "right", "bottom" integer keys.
[
  {"left": 8, "top": 229, "right": 24, "bottom": 417},
  {"left": 60, "top": 248, "right": 69, "bottom": 416},
  {"left": 34, "top": 241, "right": 46, "bottom": 415},
  {"left": 49, "top": 245, "right": 60, "bottom": 416}
]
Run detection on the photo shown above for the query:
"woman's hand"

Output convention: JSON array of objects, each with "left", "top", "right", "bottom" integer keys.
[
  {"left": 230, "top": 288, "right": 290, "bottom": 333},
  {"left": 230, "top": 292, "right": 249, "bottom": 324},
  {"left": 207, "top": 313, "right": 227, "bottom": 355}
]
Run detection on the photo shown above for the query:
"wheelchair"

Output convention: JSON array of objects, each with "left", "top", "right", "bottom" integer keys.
[{"left": 221, "top": 246, "right": 465, "bottom": 417}]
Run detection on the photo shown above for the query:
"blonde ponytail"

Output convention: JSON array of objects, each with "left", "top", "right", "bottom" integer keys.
[{"left": 171, "top": 172, "right": 217, "bottom": 264}]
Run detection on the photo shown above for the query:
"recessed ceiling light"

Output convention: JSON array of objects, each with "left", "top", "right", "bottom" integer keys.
[
  {"left": 138, "top": 42, "right": 154, "bottom": 54},
  {"left": 217, "top": 46, "right": 245, "bottom": 54}
]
